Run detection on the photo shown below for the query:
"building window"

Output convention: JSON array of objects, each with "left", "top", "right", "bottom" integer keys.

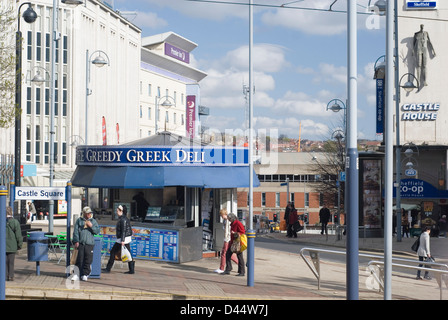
[
  {"left": 27, "top": 31, "right": 32, "bottom": 60},
  {"left": 275, "top": 192, "right": 280, "bottom": 207},
  {"left": 36, "top": 32, "right": 42, "bottom": 61},
  {"left": 45, "top": 88, "right": 50, "bottom": 115},
  {"left": 261, "top": 193, "right": 266, "bottom": 207},
  {"left": 35, "top": 87, "right": 41, "bottom": 115},
  {"left": 148, "top": 84, "right": 152, "bottom": 96},
  {"left": 26, "top": 87, "right": 32, "bottom": 114},
  {"left": 305, "top": 193, "right": 309, "bottom": 208},
  {"left": 63, "top": 35, "right": 68, "bottom": 64},
  {"left": 35, "top": 125, "right": 41, "bottom": 164},
  {"left": 45, "top": 33, "right": 50, "bottom": 62},
  {"left": 290, "top": 193, "right": 295, "bottom": 205},
  {"left": 139, "top": 105, "right": 142, "bottom": 118},
  {"left": 148, "top": 107, "right": 151, "bottom": 120}
]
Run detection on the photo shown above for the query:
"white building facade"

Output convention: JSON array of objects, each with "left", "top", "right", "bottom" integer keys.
[
  {"left": 392, "top": 1, "right": 448, "bottom": 228},
  {"left": 139, "top": 32, "right": 207, "bottom": 138},
  {"left": 2, "top": 0, "right": 207, "bottom": 213}
]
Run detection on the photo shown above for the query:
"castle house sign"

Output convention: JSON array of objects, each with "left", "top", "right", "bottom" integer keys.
[{"left": 401, "top": 102, "right": 440, "bottom": 121}]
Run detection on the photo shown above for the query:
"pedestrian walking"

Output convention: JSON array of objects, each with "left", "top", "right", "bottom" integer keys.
[
  {"left": 103, "top": 205, "right": 135, "bottom": 274},
  {"left": 72, "top": 206, "right": 100, "bottom": 281},
  {"left": 319, "top": 205, "right": 331, "bottom": 235},
  {"left": 287, "top": 207, "right": 298, "bottom": 238},
  {"left": 214, "top": 209, "right": 238, "bottom": 274},
  {"left": 438, "top": 215, "right": 446, "bottom": 237},
  {"left": 402, "top": 211, "right": 410, "bottom": 238},
  {"left": 6, "top": 207, "right": 22, "bottom": 281},
  {"left": 416, "top": 226, "right": 432, "bottom": 280},
  {"left": 284, "top": 202, "right": 291, "bottom": 237},
  {"left": 27, "top": 201, "right": 36, "bottom": 222},
  {"left": 223, "top": 213, "right": 245, "bottom": 276}
]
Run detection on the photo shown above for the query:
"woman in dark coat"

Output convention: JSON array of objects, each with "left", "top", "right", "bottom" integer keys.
[{"left": 6, "top": 207, "right": 22, "bottom": 281}]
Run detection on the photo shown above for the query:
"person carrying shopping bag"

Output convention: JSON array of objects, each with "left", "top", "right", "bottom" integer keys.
[
  {"left": 103, "top": 205, "right": 135, "bottom": 274},
  {"left": 214, "top": 209, "right": 238, "bottom": 274},
  {"left": 223, "top": 213, "right": 246, "bottom": 277}
]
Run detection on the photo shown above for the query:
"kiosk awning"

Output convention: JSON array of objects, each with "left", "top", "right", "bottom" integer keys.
[{"left": 71, "top": 165, "right": 260, "bottom": 189}]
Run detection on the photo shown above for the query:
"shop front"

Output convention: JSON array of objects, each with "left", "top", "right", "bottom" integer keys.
[{"left": 71, "top": 132, "right": 259, "bottom": 262}]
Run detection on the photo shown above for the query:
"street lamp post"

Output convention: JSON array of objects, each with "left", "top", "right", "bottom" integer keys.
[
  {"left": 85, "top": 50, "right": 110, "bottom": 144},
  {"left": 384, "top": 0, "right": 395, "bottom": 300},
  {"left": 48, "top": 0, "right": 83, "bottom": 233},
  {"left": 14, "top": 3, "right": 37, "bottom": 189},
  {"left": 346, "top": 0, "right": 359, "bottom": 300},
  {"left": 155, "top": 95, "right": 175, "bottom": 134},
  {"left": 247, "top": 0, "right": 255, "bottom": 288},
  {"left": 84, "top": 49, "right": 110, "bottom": 208}
]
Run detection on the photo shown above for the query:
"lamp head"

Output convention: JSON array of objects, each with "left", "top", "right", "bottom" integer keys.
[
  {"left": 61, "top": 0, "right": 84, "bottom": 5},
  {"left": 92, "top": 55, "right": 108, "bottom": 67},
  {"left": 23, "top": 5, "right": 38, "bottom": 24}
]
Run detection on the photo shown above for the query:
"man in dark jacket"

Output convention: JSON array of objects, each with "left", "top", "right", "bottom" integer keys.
[
  {"left": 6, "top": 207, "right": 22, "bottom": 281},
  {"left": 72, "top": 206, "right": 100, "bottom": 281},
  {"left": 319, "top": 206, "right": 331, "bottom": 235},
  {"left": 103, "top": 205, "right": 135, "bottom": 274}
]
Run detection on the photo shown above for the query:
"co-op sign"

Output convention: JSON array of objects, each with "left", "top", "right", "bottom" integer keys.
[{"left": 15, "top": 187, "right": 66, "bottom": 200}]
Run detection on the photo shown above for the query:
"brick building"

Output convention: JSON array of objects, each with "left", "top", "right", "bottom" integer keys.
[{"left": 237, "top": 152, "right": 343, "bottom": 226}]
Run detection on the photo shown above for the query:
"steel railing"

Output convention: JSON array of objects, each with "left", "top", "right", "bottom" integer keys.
[{"left": 299, "top": 247, "right": 448, "bottom": 299}]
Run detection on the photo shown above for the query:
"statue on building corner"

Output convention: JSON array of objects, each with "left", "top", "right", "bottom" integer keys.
[{"left": 413, "top": 24, "right": 436, "bottom": 87}]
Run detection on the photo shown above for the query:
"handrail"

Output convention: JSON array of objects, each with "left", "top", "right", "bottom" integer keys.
[
  {"left": 299, "top": 247, "right": 448, "bottom": 299},
  {"left": 368, "top": 260, "right": 448, "bottom": 300}
]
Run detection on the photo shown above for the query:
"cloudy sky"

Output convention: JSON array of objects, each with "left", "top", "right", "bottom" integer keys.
[{"left": 114, "top": 0, "right": 386, "bottom": 141}]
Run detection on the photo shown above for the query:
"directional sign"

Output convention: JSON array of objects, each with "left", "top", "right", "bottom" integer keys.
[
  {"left": 15, "top": 187, "right": 66, "bottom": 200},
  {"left": 406, "top": 1, "right": 437, "bottom": 10}
]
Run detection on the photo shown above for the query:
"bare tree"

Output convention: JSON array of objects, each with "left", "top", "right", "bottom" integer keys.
[{"left": 0, "top": 3, "right": 18, "bottom": 128}]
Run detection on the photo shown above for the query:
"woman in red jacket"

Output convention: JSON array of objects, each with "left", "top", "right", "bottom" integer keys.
[{"left": 223, "top": 213, "right": 246, "bottom": 276}]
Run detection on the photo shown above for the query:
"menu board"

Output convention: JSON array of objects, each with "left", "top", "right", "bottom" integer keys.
[
  {"left": 361, "top": 159, "right": 382, "bottom": 228},
  {"left": 99, "top": 225, "right": 179, "bottom": 262}
]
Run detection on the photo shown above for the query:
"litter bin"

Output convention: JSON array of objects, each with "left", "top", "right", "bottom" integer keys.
[
  {"left": 27, "top": 231, "right": 48, "bottom": 275},
  {"left": 89, "top": 235, "right": 103, "bottom": 279}
]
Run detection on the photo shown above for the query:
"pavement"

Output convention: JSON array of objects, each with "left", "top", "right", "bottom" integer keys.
[{"left": 5, "top": 220, "right": 448, "bottom": 303}]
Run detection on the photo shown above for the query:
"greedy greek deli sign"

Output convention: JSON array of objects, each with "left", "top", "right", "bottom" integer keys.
[
  {"left": 76, "top": 146, "right": 249, "bottom": 166},
  {"left": 401, "top": 103, "right": 440, "bottom": 121}
]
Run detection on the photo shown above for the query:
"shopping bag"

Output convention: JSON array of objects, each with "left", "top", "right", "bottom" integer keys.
[
  {"left": 240, "top": 234, "right": 247, "bottom": 252},
  {"left": 230, "top": 235, "right": 241, "bottom": 253},
  {"left": 70, "top": 248, "right": 78, "bottom": 265},
  {"left": 411, "top": 237, "right": 420, "bottom": 252},
  {"left": 121, "top": 245, "right": 132, "bottom": 262}
]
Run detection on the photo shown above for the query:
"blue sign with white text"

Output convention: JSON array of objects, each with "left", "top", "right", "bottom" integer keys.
[
  {"left": 76, "top": 146, "right": 249, "bottom": 167},
  {"left": 406, "top": 1, "right": 437, "bottom": 9}
]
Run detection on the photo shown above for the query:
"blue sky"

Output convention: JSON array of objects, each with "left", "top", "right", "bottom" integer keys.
[{"left": 114, "top": 0, "right": 386, "bottom": 141}]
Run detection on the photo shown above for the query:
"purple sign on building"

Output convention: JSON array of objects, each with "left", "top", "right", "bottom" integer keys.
[
  {"left": 165, "top": 43, "right": 190, "bottom": 64},
  {"left": 186, "top": 95, "right": 196, "bottom": 138}
]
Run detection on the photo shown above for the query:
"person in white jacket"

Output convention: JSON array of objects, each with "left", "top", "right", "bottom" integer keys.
[{"left": 416, "top": 226, "right": 432, "bottom": 280}]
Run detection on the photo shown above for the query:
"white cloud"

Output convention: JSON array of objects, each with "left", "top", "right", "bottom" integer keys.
[
  {"left": 260, "top": 1, "right": 347, "bottom": 36},
  {"left": 132, "top": 11, "right": 168, "bottom": 29}
]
